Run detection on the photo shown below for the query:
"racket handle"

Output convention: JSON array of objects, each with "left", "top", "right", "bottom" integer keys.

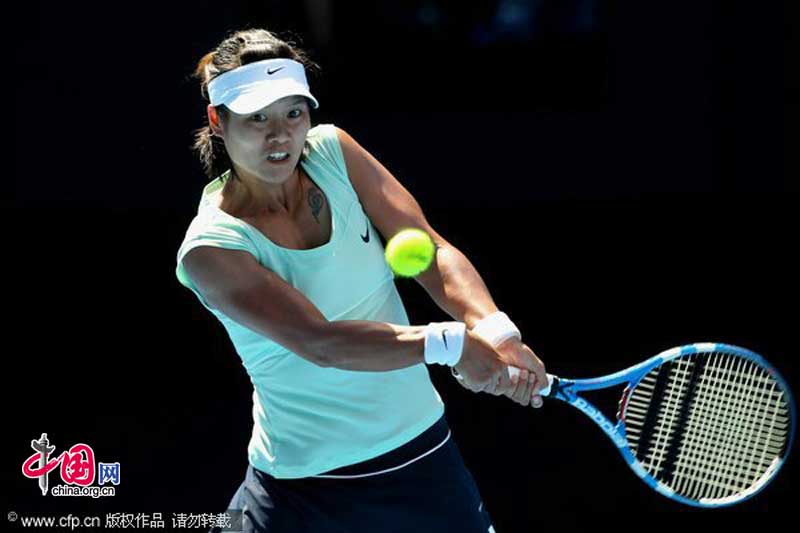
[
  {"left": 507, "top": 366, "right": 554, "bottom": 397},
  {"left": 451, "top": 366, "right": 554, "bottom": 397}
]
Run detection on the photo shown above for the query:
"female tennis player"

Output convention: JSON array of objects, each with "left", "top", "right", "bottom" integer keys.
[{"left": 176, "top": 28, "right": 547, "bottom": 533}]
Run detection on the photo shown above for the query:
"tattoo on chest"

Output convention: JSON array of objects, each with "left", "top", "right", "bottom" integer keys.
[{"left": 308, "top": 188, "right": 324, "bottom": 224}]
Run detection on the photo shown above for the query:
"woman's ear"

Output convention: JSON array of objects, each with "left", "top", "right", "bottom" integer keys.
[{"left": 207, "top": 104, "right": 224, "bottom": 137}]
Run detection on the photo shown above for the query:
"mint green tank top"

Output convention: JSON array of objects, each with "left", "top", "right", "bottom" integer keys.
[{"left": 175, "top": 124, "right": 444, "bottom": 479}]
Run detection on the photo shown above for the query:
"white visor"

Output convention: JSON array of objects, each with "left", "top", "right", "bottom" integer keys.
[{"left": 207, "top": 58, "right": 319, "bottom": 115}]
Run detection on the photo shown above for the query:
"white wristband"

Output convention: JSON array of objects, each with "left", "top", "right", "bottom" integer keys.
[
  {"left": 471, "top": 311, "right": 521, "bottom": 348},
  {"left": 424, "top": 322, "right": 466, "bottom": 367}
]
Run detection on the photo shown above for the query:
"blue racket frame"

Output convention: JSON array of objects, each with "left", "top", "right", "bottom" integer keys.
[{"left": 541, "top": 342, "right": 796, "bottom": 507}]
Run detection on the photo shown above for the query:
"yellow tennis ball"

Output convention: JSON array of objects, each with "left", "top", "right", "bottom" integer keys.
[{"left": 385, "top": 229, "right": 436, "bottom": 277}]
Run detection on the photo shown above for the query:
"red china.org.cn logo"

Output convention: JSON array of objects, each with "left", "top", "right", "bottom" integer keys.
[{"left": 21, "top": 433, "right": 119, "bottom": 497}]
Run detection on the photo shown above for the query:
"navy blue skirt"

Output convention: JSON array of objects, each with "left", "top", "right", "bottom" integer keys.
[{"left": 214, "top": 414, "right": 495, "bottom": 533}]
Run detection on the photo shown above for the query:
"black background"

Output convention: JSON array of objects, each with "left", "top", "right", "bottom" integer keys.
[{"left": 7, "top": 0, "right": 795, "bottom": 530}]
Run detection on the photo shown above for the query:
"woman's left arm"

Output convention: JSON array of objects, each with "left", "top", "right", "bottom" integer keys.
[{"left": 336, "top": 127, "right": 546, "bottom": 404}]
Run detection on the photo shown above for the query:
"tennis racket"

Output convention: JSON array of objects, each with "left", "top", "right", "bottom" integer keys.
[{"left": 504, "top": 342, "right": 796, "bottom": 507}]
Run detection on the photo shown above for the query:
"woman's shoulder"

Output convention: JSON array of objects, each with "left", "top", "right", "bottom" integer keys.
[
  {"left": 306, "top": 123, "right": 340, "bottom": 144},
  {"left": 304, "top": 123, "right": 347, "bottom": 176}
]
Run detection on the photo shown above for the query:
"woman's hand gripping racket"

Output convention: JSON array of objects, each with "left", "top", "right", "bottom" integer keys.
[{"left": 496, "top": 343, "right": 794, "bottom": 507}]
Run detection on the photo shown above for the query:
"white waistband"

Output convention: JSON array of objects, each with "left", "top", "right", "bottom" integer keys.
[{"left": 310, "top": 430, "right": 451, "bottom": 479}]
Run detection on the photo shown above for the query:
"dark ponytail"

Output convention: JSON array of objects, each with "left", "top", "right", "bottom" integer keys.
[{"left": 191, "top": 29, "right": 320, "bottom": 182}]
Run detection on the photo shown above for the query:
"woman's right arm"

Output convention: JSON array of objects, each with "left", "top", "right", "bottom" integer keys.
[{"left": 181, "top": 246, "right": 503, "bottom": 379}]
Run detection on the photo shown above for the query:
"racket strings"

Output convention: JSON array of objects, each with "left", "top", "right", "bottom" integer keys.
[
  {"left": 680, "top": 357, "right": 782, "bottom": 499},
  {"left": 623, "top": 352, "right": 790, "bottom": 502},
  {"left": 660, "top": 356, "right": 774, "bottom": 498},
  {"left": 670, "top": 356, "right": 785, "bottom": 497},
  {"left": 684, "top": 355, "right": 787, "bottom": 501}
]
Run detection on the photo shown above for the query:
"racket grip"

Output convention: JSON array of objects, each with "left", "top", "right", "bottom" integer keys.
[
  {"left": 507, "top": 366, "right": 554, "bottom": 397},
  {"left": 451, "top": 367, "right": 554, "bottom": 397}
]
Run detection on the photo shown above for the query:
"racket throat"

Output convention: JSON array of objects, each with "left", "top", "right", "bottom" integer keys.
[{"left": 553, "top": 379, "right": 630, "bottom": 448}]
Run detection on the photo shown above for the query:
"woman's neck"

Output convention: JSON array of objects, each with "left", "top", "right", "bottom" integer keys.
[{"left": 222, "top": 167, "right": 305, "bottom": 218}]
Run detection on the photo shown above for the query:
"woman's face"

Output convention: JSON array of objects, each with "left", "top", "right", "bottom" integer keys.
[{"left": 209, "top": 95, "right": 311, "bottom": 185}]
